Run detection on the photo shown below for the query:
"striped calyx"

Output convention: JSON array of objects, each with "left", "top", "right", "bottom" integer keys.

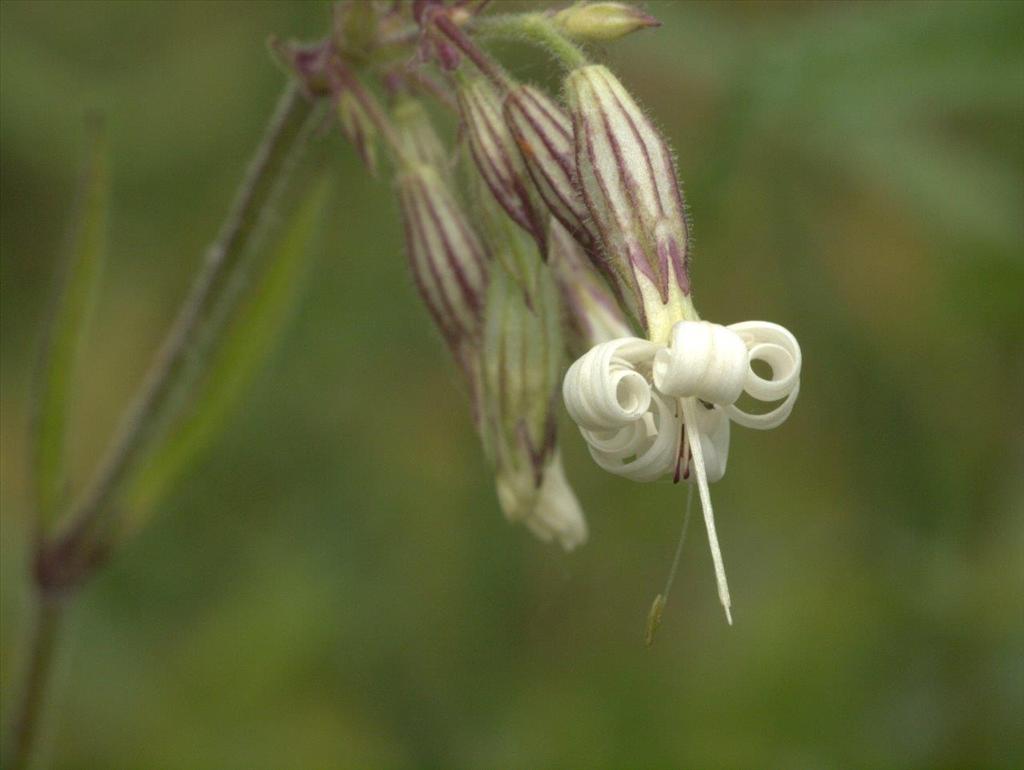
[
  {"left": 397, "top": 162, "right": 489, "bottom": 371},
  {"left": 566, "top": 64, "right": 695, "bottom": 344},
  {"left": 482, "top": 264, "right": 586, "bottom": 550},
  {"left": 457, "top": 76, "right": 548, "bottom": 252},
  {"left": 504, "top": 84, "right": 597, "bottom": 255}
]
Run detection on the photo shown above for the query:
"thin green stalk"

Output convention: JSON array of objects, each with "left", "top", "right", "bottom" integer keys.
[
  {"left": 4, "top": 595, "right": 66, "bottom": 770},
  {"left": 48, "top": 83, "right": 317, "bottom": 568},
  {"left": 329, "top": 61, "right": 408, "bottom": 161},
  {"left": 4, "top": 81, "right": 320, "bottom": 769},
  {"left": 473, "top": 13, "right": 589, "bottom": 71}
]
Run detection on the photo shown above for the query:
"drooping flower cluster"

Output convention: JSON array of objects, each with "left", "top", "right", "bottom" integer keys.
[{"left": 297, "top": 0, "right": 803, "bottom": 621}]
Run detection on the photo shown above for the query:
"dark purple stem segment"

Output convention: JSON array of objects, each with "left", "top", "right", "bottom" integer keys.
[{"left": 432, "top": 13, "right": 509, "bottom": 91}]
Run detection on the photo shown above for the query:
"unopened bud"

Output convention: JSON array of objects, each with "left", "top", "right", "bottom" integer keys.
[
  {"left": 566, "top": 64, "right": 694, "bottom": 343},
  {"left": 551, "top": 2, "right": 660, "bottom": 43},
  {"left": 457, "top": 76, "right": 548, "bottom": 251},
  {"left": 337, "top": 89, "right": 378, "bottom": 176},
  {"left": 504, "top": 84, "right": 597, "bottom": 253},
  {"left": 482, "top": 264, "right": 585, "bottom": 549},
  {"left": 549, "top": 219, "right": 632, "bottom": 354},
  {"left": 397, "top": 163, "right": 489, "bottom": 367}
]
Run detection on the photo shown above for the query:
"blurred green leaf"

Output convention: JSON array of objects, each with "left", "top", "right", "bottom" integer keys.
[
  {"left": 124, "top": 176, "right": 331, "bottom": 522},
  {"left": 658, "top": 0, "right": 1024, "bottom": 252},
  {"left": 31, "top": 119, "right": 108, "bottom": 525}
]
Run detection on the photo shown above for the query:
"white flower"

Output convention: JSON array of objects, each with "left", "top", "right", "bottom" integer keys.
[{"left": 563, "top": 319, "right": 802, "bottom": 622}]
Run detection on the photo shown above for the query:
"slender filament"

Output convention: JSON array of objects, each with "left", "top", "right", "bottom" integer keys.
[
  {"left": 645, "top": 476, "right": 695, "bottom": 647},
  {"left": 681, "top": 396, "right": 733, "bottom": 624}
]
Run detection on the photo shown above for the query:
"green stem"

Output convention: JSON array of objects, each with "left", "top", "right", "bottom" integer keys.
[
  {"left": 3, "top": 594, "right": 66, "bottom": 770},
  {"left": 473, "top": 13, "right": 589, "bottom": 71},
  {"left": 5, "top": 77, "right": 321, "bottom": 770},
  {"left": 49, "top": 82, "right": 318, "bottom": 565}
]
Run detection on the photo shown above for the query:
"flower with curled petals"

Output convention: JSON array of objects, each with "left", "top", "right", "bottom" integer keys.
[
  {"left": 564, "top": 319, "right": 801, "bottom": 623},
  {"left": 561, "top": 61, "right": 803, "bottom": 624}
]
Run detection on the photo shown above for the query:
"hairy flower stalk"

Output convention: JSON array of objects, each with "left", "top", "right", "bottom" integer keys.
[{"left": 562, "top": 64, "right": 803, "bottom": 623}]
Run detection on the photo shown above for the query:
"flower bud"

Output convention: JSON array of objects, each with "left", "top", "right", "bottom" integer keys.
[
  {"left": 548, "top": 219, "right": 632, "bottom": 353},
  {"left": 397, "top": 162, "right": 489, "bottom": 369},
  {"left": 503, "top": 84, "right": 596, "bottom": 253},
  {"left": 481, "top": 263, "right": 586, "bottom": 550},
  {"left": 551, "top": 2, "right": 660, "bottom": 43},
  {"left": 337, "top": 89, "right": 378, "bottom": 176},
  {"left": 457, "top": 76, "right": 548, "bottom": 251},
  {"left": 566, "top": 64, "right": 694, "bottom": 343}
]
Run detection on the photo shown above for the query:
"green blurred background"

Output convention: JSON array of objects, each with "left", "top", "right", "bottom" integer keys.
[{"left": 2, "top": 1, "right": 1022, "bottom": 767}]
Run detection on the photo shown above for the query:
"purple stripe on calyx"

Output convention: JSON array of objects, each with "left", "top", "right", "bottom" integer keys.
[
  {"left": 414, "top": 175, "right": 485, "bottom": 322},
  {"left": 506, "top": 92, "right": 587, "bottom": 233},
  {"left": 400, "top": 182, "right": 463, "bottom": 348}
]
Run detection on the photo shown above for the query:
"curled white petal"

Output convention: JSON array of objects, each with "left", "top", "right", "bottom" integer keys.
[
  {"left": 729, "top": 321, "right": 801, "bottom": 399},
  {"left": 563, "top": 337, "right": 660, "bottom": 431},
  {"left": 725, "top": 320, "right": 802, "bottom": 431},
  {"left": 582, "top": 418, "right": 648, "bottom": 457},
  {"left": 652, "top": 321, "right": 749, "bottom": 405},
  {"left": 726, "top": 382, "right": 800, "bottom": 430},
  {"left": 582, "top": 392, "right": 681, "bottom": 482}
]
